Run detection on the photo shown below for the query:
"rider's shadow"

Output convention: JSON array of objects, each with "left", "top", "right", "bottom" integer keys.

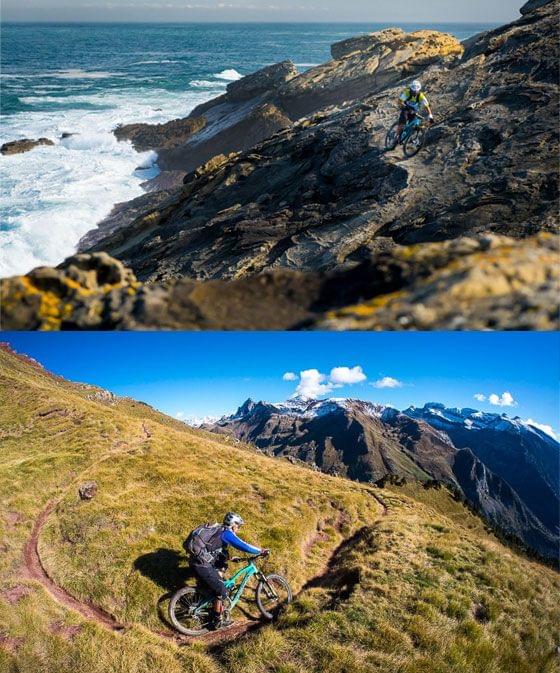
[
  {"left": 134, "top": 548, "right": 192, "bottom": 592},
  {"left": 134, "top": 548, "right": 194, "bottom": 630}
]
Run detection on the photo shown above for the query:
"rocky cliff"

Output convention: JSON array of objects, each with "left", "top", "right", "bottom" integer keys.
[
  {"left": 206, "top": 397, "right": 560, "bottom": 560},
  {"left": 1, "top": 0, "right": 558, "bottom": 330},
  {"left": 2, "top": 234, "right": 557, "bottom": 330}
]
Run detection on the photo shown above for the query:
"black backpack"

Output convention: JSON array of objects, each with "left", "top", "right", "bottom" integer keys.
[{"left": 184, "top": 522, "right": 224, "bottom": 564}]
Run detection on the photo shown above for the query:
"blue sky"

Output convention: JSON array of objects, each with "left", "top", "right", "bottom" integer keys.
[
  {"left": 2, "top": 0, "right": 524, "bottom": 23},
  {"left": 5, "top": 333, "right": 559, "bottom": 436}
]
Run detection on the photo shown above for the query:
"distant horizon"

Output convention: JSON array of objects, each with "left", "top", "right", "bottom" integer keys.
[
  {"left": 0, "top": 0, "right": 523, "bottom": 24},
  {"left": 1, "top": 20, "right": 502, "bottom": 24}
]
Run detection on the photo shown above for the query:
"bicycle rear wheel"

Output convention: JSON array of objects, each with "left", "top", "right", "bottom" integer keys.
[
  {"left": 256, "top": 574, "right": 292, "bottom": 620},
  {"left": 168, "top": 586, "right": 212, "bottom": 636},
  {"left": 403, "top": 127, "right": 426, "bottom": 157}
]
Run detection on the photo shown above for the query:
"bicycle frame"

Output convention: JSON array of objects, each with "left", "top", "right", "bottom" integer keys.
[
  {"left": 400, "top": 115, "right": 423, "bottom": 142},
  {"left": 193, "top": 561, "right": 261, "bottom": 613}
]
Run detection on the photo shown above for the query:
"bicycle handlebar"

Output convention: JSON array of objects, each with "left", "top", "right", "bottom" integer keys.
[{"left": 230, "top": 554, "right": 267, "bottom": 562}]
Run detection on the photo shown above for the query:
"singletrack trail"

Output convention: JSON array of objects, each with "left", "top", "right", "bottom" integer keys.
[
  {"left": 22, "top": 498, "right": 127, "bottom": 633},
  {"left": 18, "top": 427, "right": 390, "bottom": 648}
]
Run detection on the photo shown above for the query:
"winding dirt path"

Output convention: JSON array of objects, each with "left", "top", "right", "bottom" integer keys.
[
  {"left": 17, "top": 422, "right": 266, "bottom": 647},
  {"left": 18, "top": 432, "right": 391, "bottom": 650},
  {"left": 21, "top": 494, "right": 271, "bottom": 646},
  {"left": 22, "top": 498, "right": 127, "bottom": 632}
]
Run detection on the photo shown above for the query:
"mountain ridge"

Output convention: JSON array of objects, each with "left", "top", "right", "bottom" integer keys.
[{"left": 205, "top": 396, "right": 560, "bottom": 560}]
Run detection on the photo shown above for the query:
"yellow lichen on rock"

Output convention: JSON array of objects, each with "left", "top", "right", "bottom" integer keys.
[{"left": 318, "top": 234, "right": 560, "bottom": 331}]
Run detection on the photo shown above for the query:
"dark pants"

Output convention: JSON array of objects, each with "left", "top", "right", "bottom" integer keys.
[
  {"left": 399, "top": 109, "right": 415, "bottom": 125},
  {"left": 191, "top": 562, "right": 227, "bottom": 600}
]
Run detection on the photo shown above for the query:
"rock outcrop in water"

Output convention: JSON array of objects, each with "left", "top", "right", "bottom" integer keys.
[
  {"left": 1, "top": 0, "right": 558, "bottom": 330},
  {"left": 1, "top": 137, "right": 55, "bottom": 155}
]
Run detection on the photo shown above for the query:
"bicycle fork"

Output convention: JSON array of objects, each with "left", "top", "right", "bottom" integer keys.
[{"left": 257, "top": 572, "right": 279, "bottom": 600}]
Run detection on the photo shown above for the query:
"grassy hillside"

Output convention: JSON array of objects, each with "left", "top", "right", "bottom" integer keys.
[{"left": 1, "top": 345, "right": 558, "bottom": 673}]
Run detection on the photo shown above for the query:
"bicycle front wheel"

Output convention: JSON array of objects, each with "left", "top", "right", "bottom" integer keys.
[
  {"left": 403, "top": 127, "right": 426, "bottom": 157},
  {"left": 256, "top": 574, "right": 292, "bottom": 620},
  {"left": 168, "top": 586, "right": 211, "bottom": 636},
  {"left": 385, "top": 123, "right": 399, "bottom": 150}
]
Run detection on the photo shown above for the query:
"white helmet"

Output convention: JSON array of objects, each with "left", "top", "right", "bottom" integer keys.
[
  {"left": 410, "top": 80, "right": 422, "bottom": 93},
  {"left": 224, "top": 512, "right": 244, "bottom": 528}
]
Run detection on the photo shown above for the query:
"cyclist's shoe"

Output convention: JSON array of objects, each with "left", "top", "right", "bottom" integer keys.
[{"left": 220, "top": 616, "right": 235, "bottom": 629}]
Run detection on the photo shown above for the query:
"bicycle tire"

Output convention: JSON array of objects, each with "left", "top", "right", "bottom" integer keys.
[
  {"left": 385, "top": 123, "right": 399, "bottom": 151},
  {"left": 256, "top": 574, "right": 292, "bottom": 620},
  {"left": 168, "top": 586, "right": 211, "bottom": 636},
  {"left": 403, "top": 127, "right": 426, "bottom": 157}
]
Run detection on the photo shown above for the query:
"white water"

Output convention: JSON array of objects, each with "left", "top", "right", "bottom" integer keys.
[{"left": 0, "top": 85, "right": 226, "bottom": 276}]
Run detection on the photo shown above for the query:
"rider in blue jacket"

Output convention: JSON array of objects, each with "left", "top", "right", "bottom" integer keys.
[{"left": 188, "top": 512, "right": 269, "bottom": 629}]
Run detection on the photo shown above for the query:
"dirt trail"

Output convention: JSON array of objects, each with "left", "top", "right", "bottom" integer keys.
[
  {"left": 369, "top": 490, "right": 389, "bottom": 516},
  {"left": 18, "top": 427, "right": 391, "bottom": 650},
  {"left": 21, "top": 493, "right": 268, "bottom": 646},
  {"left": 22, "top": 499, "right": 126, "bottom": 632},
  {"left": 17, "top": 422, "right": 264, "bottom": 647}
]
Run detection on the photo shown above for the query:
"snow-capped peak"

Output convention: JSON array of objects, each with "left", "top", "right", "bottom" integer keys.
[{"left": 404, "top": 403, "right": 559, "bottom": 444}]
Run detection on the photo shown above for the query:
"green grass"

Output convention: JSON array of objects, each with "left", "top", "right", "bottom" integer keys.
[{"left": 1, "top": 346, "right": 559, "bottom": 673}]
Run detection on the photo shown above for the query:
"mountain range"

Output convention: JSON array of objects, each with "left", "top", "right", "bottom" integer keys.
[
  {"left": 2, "top": 0, "right": 558, "bottom": 330},
  {"left": 205, "top": 397, "right": 560, "bottom": 560}
]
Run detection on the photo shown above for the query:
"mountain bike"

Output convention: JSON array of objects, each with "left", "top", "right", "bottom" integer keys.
[
  {"left": 385, "top": 106, "right": 428, "bottom": 158},
  {"left": 168, "top": 554, "right": 292, "bottom": 636}
]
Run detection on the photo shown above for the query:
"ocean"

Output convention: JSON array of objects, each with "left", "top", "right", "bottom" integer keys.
[{"left": 0, "top": 22, "right": 497, "bottom": 276}]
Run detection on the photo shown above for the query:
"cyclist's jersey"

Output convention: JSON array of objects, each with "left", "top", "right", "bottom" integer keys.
[{"left": 399, "top": 87, "right": 429, "bottom": 110}]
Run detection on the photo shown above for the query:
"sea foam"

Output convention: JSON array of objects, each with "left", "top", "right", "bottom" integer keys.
[
  {"left": 0, "top": 86, "right": 219, "bottom": 276},
  {"left": 214, "top": 69, "right": 243, "bottom": 81}
]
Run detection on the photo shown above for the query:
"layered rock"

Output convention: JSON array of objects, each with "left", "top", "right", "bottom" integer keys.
[
  {"left": 103, "top": 27, "right": 462, "bottom": 225},
  {"left": 225, "top": 60, "right": 297, "bottom": 102},
  {"left": 114, "top": 116, "right": 207, "bottom": 153},
  {"left": 2, "top": 234, "right": 558, "bottom": 330},
  {"left": 278, "top": 29, "right": 462, "bottom": 119},
  {"left": 1, "top": 137, "right": 54, "bottom": 155},
  {"left": 82, "top": 2, "right": 558, "bottom": 294}
]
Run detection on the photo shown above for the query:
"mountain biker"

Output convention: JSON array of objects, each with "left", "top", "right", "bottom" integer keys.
[
  {"left": 186, "top": 512, "right": 269, "bottom": 629},
  {"left": 396, "top": 80, "right": 434, "bottom": 139}
]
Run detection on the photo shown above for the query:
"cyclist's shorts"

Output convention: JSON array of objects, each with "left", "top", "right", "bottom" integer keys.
[{"left": 399, "top": 109, "right": 415, "bottom": 125}]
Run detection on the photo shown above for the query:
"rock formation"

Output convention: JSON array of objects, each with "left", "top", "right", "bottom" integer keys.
[
  {"left": 2, "top": 234, "right": 558, "bottom": 330},
  {"left": 1, "top": 138, "right": 55, "bottom": 155},
  {"left": 1, "top": 0, "right": 558, "bottom": 330}
]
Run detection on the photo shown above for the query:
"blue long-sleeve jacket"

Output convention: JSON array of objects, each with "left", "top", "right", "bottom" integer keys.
[{"left": 221, "top": 528, "right": 261, "bottom": 555}]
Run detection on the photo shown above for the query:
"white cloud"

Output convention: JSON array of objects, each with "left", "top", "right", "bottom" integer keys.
[
  {"left": 175, "top": 411, "right": 185, "bottom": 419},
  {"left": 283, "top": 372, "right": 298, "bottom": 382},
  {"left": 329, "top": 366, "right": 367, "bottom": 385},
  {"left": 525, "top": 419, "right": 558, "bottom": 440},
  {"left": 488, "top": 392, "right": 516, "bottom": 407},
  {"left": 372, "top": 376, "right": 403, "bottom": 389},
  {"left": 474, "top": 393, "right": 486, "bottom": 402},
  {"left": 294, "top": 369, "right": 333, "bottom": 399},
  {"left": 292, "top": 365, "right": 367, "bottom": 399}
]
